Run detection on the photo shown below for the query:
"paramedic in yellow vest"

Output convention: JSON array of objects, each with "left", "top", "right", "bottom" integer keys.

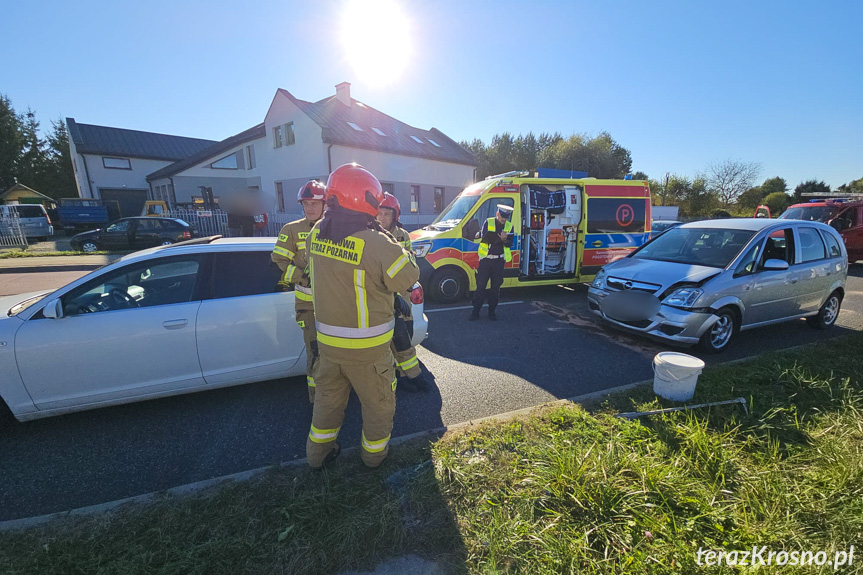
[
  {"left": 306, "top": 164, "right": 420, "bottom": 469},
  {"left": 376, "top": 192, "right": 430, "bottom": 393},
  {"left": 470, "top": 204, "right": 514, "bottom": 321},
  {"left": 271, "top": 180, "right": 326, "bottom": 403}
]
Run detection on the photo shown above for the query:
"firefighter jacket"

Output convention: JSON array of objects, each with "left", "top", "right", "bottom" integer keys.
[
  {"left": 272, "top": 218, "right": 316, "bottom": 310},
  {"left": 308, "top": 224, "right": 419, "bottom": 364},
  {"left": 478, "top": 217, "right": 513, "bottom": 262},
  {"left": 390, "top": 225, "right": 413, "bottom": 253}
]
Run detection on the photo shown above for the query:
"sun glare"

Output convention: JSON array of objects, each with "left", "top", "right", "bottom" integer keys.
[{"left": 340, "top": 0, "right": 412, "bottom": 87}]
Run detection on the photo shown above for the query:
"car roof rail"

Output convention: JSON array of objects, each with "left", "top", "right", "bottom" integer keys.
[
  {"left": 485, "top": 170, "right": 531, "bottom": 180},
  {"left": 161, "top": 235, "right": 223, "bottom": 249}
]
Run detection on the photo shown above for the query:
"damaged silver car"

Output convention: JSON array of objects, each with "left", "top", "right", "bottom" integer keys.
[{"left": 587, "top": 219, "right": 847, "bottom": 352}]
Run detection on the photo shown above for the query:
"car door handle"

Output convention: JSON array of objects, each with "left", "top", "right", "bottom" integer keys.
[{"left": 162, "top": 319, "right": 188, "bottom": 329}]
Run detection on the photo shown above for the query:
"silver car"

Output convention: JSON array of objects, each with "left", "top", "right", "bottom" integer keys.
[{"left": 587, "top": 219, "right": 847, "bottom": 353}]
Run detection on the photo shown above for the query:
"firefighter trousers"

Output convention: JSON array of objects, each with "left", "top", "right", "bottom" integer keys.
[
  {"left": 296, "top": 308, "right": 318, "bottom": 403},
  {"left": 306, "top": 348, "right": 397, "bottom": 468},
  {"left": 392, "top": 343, "right": 421, "bottom": 379}
]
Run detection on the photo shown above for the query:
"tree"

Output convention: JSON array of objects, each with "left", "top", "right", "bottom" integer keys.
[
  {"left": 793, "top": 179, "right": 831, "bottom": 202},
  {"left": 763, "top": 191, "right": 791, "bottom": 215},
  {"left": 706, "top": 159, "right": 761, "bottom": 208},
  {"left": 684, "top": 176, "right": 719, "bottom": 218},
  {"left": 537, "top": 131, "right": 632, "bottom": 179},
  {"left": 837, "top": 177, "right": 863, "bottom": 194},
  {"left": 17, "top": 108, "right": 47, "bottom": 191},
  {"left": 42, "top": 119, "right": 77, "bottom": 199},
  {"left": 0, "top": 94, "right": 24, "bottom": 192},
  {"left": 761, "top": 176, "right": 788, "bottom": 196},
  {"left": 737, "top": 177, "right": 787, "bottom": 212}
]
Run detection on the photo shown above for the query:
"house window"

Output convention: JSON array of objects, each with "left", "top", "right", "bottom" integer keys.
[
  {"left": 285, "top": 122, "right": 295, "bottom": 146},
  {"left": 246, "top": 145, "right": 256, "bottom": 169},
  {"left": 168, "top": 184, "right": 176, "bottom": 206},
  {"left": 381, "top": 183, "right": 395, "bottom": 195},
  {"left": 211, "top": 153, "right": 239, "bottom": 170},
  {"left": 428, "top": 138, "right": 442, "bottom": 147},
  {"left": 276, "top": 182, "right": 285, "bottom": 212},
  {"left": 372, "top": 127, "right": 386, "bottom": 136},
  {"left": 102, "top": 157, "right": 131, "bottom": 169},
  {"left": 273, "top": 125, "right": 283, "bottom": 148},
  {"left": 347, "top": 122, "right": 363, "bottom": 132},
  {"left": 410, "top": 135, "right": 423, "bottom": 144},
  {"left": 410, "top": 185, "right": 420, "bottom": 213},
  {"left": 434, "top": 187, "right": 445, "bottom": 213}
]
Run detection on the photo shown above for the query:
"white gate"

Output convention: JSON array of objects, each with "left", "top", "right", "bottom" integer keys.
[
  {"left": 0, "top": 211, "right": 27, "bottom": 248},
  {"left": 169, "top": 209, "right": 229, "bottom": 237}
]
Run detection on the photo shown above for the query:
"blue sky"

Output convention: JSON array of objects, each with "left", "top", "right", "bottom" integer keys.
[{"left": 4, "top": 0, "right": 861, "bottom": 190}]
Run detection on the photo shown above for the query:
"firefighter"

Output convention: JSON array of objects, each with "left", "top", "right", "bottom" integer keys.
[
  {"left": 470, "top": 204, "right": 514, "bottom": 321},
  {"left": 272, "top": 180, "right": 326, "bottom": 403},
  {"left": 306, "top": 164, "right": 419, "bottom": 469},
  {"left": 376, "top": 192, "right": 430, "bottom": 393}
]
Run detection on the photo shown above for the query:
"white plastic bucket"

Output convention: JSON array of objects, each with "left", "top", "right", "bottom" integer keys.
[{"left": 652, "top": 352, "right": 705, "bottom": 402}]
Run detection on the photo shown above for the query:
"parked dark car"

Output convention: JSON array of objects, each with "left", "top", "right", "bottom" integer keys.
[{"left": 69, "top": 217, "right": 199, "bottom": 253}]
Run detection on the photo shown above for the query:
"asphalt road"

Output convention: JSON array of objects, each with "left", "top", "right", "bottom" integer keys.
[{"left": 1, "top": 266, "right": 862, "bottom": 521}]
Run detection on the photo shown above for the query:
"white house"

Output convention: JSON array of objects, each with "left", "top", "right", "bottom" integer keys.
[{"left": 69, "top": 83, "right": 476, "bottom": 226}]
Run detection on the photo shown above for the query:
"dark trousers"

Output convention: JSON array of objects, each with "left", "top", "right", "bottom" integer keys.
[{"left": 472, "top": 257, "right": 505, "bottom": 313}]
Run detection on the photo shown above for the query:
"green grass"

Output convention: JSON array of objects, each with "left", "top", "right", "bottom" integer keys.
[{"left": 1, "top": 333, "right": 861, "bottom": 574}]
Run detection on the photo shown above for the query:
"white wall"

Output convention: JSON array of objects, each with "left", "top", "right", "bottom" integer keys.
[
  {"left": 258, "top": 91, "right": 329, "bottom": 195},
  {"left": 82, "top": 154, "right": 173, "bottom": 199},
  {"left": 330, "top": 146, "right": 474, "bottom": 189}
]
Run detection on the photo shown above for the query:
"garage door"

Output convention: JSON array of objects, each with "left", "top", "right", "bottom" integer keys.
[{"left": 99, "top": 189, "right": 148, "bottom": 218}]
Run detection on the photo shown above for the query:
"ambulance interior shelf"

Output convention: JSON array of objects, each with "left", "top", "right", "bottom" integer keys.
[{"left": 522, "top": 184, "right": 582, "bottom": 277}]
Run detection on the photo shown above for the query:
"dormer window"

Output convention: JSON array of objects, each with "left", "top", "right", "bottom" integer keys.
[
  {"left": 410, "top": 135, "right": 423, "bottom": 143},
  {"left": 211, "top": 153, "right": 238, "bottom": 170},
  {"left": 347, "top": 122, "right": 363, "bottom": 132}
]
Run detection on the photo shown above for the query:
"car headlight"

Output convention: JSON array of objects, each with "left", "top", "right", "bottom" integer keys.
[
  {"left": 663, "top": 287, "right": 704, "bottom": 308},
  {"left": 413, "top": 243, "right": 431, "bottom": 258},
  {"left": 590, "top": 269, "right": 607, "bottom": 289}
]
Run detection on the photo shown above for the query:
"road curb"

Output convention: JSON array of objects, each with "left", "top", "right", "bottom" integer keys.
[{"left": 0, "top": 379, "right": 652, "bottom": 532}]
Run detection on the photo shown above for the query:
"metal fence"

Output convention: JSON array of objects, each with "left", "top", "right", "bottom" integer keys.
[{"left": 0, "top": 212, "right": 27, "bottom": 248}]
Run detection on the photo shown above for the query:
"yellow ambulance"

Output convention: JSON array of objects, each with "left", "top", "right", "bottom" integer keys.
[{"left": 410, "top": 171, "right": 652, "bottom": 302}]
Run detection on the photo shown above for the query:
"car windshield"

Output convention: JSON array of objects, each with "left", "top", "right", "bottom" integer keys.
[
  {"left": 779, "top": 206, "right": 834, "bottom": 222},
  {"left": 426, "top": 185, "right": 484, "bottom": 230},
  {"left": 633, "top": 227, "right": 756, "bottom": 268}
]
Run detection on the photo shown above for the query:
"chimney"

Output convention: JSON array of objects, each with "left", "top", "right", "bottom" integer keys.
[{"left": 335, "top": 82, "right": 351, "bottom": 107}]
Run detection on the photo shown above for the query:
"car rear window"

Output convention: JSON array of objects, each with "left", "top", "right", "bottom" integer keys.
[
  {"left": 779, "top": 206, "right": 834, "bottom": 222},
  {"left": 13, "top": 205, "right": 46, "bottom": 218}
]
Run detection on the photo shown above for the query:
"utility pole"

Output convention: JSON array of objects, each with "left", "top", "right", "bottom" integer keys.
[{"left": 662, "top": 172, "right": 670, "bottom": 206}]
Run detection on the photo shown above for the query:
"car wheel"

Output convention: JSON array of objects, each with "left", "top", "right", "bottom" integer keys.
[
  {"left": 81, "top": 241, "right": 99, "bottom": 253},
  {"left": 429, "top": 267, "right": 467, "bottom": 304},
  {"left": 806, "top": 291, "right": 842, "bottom": 330},
  {"left": 160, "top": 240, "right": 173, "bottom": 246},
  {"left": 698, "top": 307, "right": 738, "bottom": 354}
]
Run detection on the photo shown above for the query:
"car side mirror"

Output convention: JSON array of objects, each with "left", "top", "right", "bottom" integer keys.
[
  {"left": 42, "top": 298, "right": 64, "bottom": 319},
  {"left": 761, "top": 259, "right": 790, "bottom": 271}
]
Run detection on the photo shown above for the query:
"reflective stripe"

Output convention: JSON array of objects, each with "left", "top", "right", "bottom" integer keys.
[
  {"left": 295, "top": 290, "right": 313, "bottom": 302},
  {"left": 316, "top": 319, "right": 395, "bottom": 339},
  {"left": 297, "top": 241, "right": 306, "bottom": 249},
  {"left": 392, "top": 378, "right": 397, "bottom": 392},
  {"left": 285, "top": 265, "right": 297, "bottom": 282},
  {"left": 278, "top": 234, "right": 289, "bottom": 242},
  {"left": 317, "top": 329, "right": 394, "bottom": 349},
  {"left": 309, "top": 424, "right": 339, "bottom": 443},
  {"left": 362, "top": 431, "right": 391, "bottom": 453},
  {"left": 355, "top": 269, "right": 368, "bottom": 328},
  {"left": 397, "top": 355, "right": 419, "bottom": 371},
  {"left": 273, "top": 246, "right": 294, "bottom": 258},
  {"left": 387, "top": 254, "right": 410, "bottom": 278},
  {"left": 307, "top": 376, "right": 315, "bottom": 388}
]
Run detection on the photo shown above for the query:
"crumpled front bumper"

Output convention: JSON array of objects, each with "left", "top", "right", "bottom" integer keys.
[{"left": 587, "top": 286, "right": 718, "bottom": 345}]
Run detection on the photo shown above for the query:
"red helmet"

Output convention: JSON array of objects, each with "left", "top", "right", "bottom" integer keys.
[
  {"left": 325, "top": 163, "right": 383, "bottom": 217},
  {"left": 297, "top": 180, "right": 326, "bottom": 203},
  {"left": 379, "top": 192, "right": 400, "bottom": 220}
]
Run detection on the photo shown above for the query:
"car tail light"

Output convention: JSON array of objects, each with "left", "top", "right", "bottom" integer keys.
[
  {"left": 409, "top": 282, "right": 424, "bottom": 305},
  {"left": 182, "top": 230, "right": 191, "bottom": 239}
]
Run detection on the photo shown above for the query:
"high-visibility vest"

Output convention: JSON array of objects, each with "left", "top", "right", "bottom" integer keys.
[{"left": 478, "top": 217, "right": 513, "bottom": 262}]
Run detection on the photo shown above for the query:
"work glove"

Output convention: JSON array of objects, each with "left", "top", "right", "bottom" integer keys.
[{"left": 393, "top": 293, "right": 411, "bottom": 318}]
